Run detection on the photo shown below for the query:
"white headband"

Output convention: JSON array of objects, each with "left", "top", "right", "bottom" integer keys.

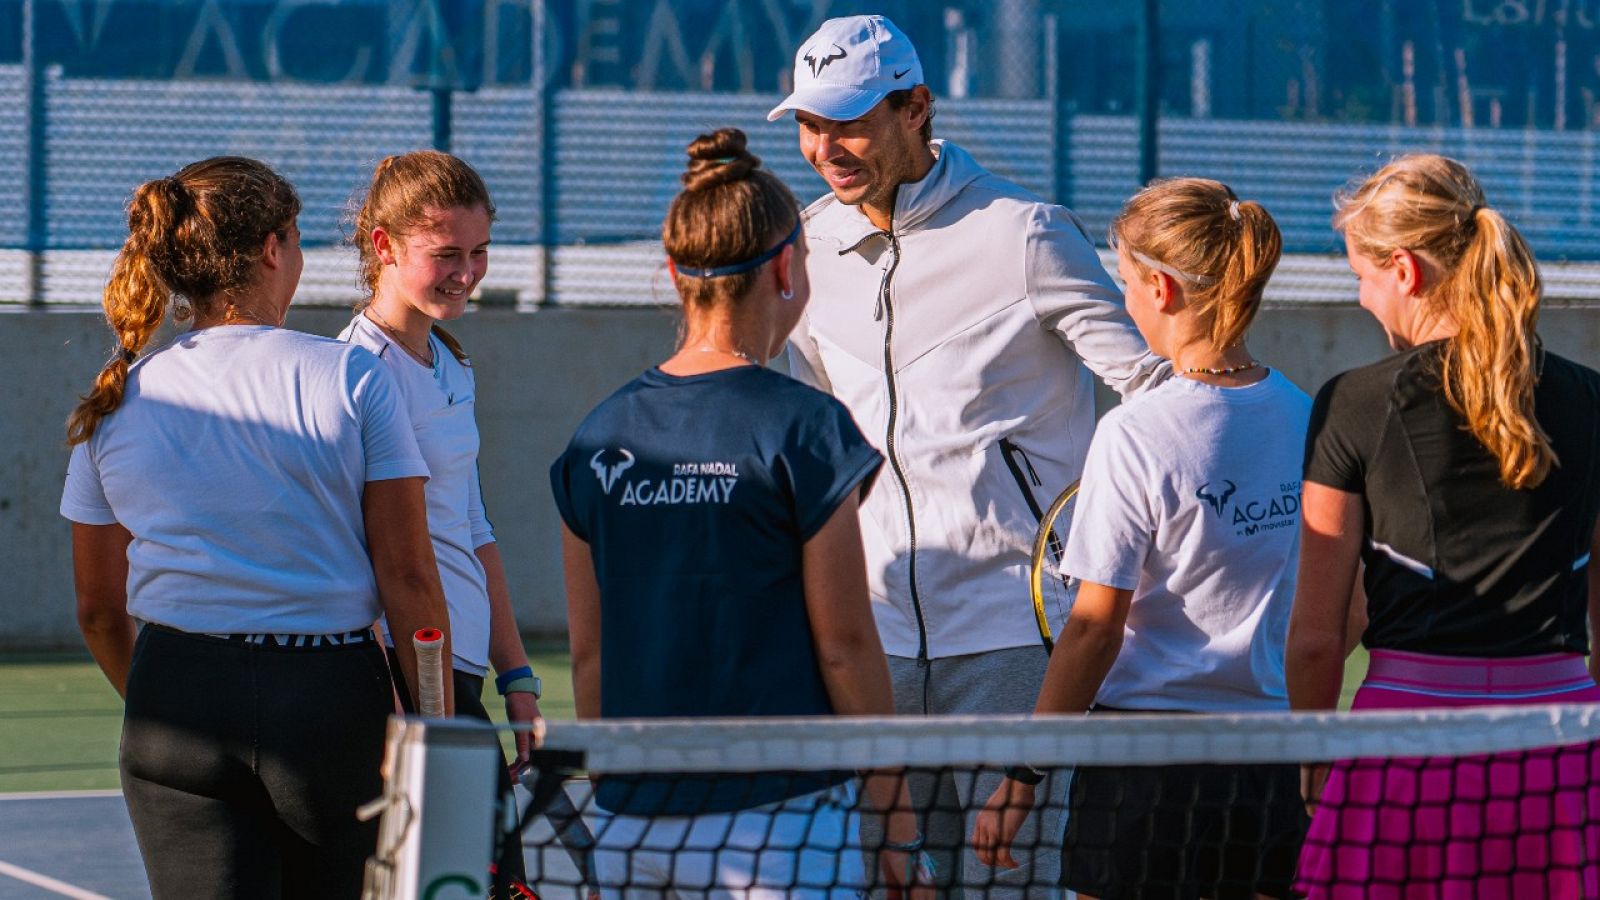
[{"left": 1110, "top": 232, "right": 1215, "bottom": 286}]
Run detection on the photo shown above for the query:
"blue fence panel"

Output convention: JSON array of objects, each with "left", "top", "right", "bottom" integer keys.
[
  {"left": 455, "top": 86, "right": 542, "bottom": 245},
  {"left": 0, "top": 65, "right": 27, "bottom": 248},
  {"left": 1075, "top": 116, "right": 1600, "bottom": 261},
  {"left": 45, "top": 77, "right": 429, "bottom": 250}
]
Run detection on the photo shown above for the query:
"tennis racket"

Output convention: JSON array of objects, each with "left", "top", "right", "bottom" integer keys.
[
  {"left": 413, "top": 627, "right": 446, "bottom": 717},
  {"left": 1029, "top": 481, "right": 1080, "bottom": 653}
]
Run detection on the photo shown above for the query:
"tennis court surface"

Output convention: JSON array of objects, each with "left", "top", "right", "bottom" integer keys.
[
  {"left": 0, "top": 792, "right": 145, "bottom": 899},
  {"left": 0, "top": 784, "right": 577, "bottom": 900}
]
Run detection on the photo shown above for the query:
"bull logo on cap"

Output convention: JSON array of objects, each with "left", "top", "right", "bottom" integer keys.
[{"left": 802, "top": 43, "right": 847, "bottom": 77}]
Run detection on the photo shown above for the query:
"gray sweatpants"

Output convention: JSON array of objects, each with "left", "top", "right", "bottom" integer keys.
[{"left": 864, "top": 646, "right": 1067, "bottom": 899}]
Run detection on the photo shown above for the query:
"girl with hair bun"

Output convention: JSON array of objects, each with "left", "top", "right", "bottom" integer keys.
[
  {"left": 1290, "top": 154, "right": 1600, "bottom": 898},
  {"left": 339, "top": 149, "right": 539, "bottom": 896},
  {"left": 60, "top": 156, "right": 451, "bottom": 897},
  {"left": 551, "top": 128, "right": 929, "bottom": 898},
  {"left": 973, "top": 178, "right": 1311, "bottom": 899}
]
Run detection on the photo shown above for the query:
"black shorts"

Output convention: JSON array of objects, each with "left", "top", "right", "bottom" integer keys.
[{"left": 1061, "top": 713, "right": 1309, "bottom": 900}]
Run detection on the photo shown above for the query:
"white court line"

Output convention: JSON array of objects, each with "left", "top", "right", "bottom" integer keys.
[
  {"left": 0, "top": 789, "right": 122, "bottom": 801},
  {"left": 0, "top": 859, "right": 110, "bottom": 900}
]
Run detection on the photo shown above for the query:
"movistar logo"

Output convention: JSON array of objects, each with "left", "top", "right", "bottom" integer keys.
[
  {"left": 590, "top": 448, "right": 635, "bottom": 495},
  {"left": 1196, "top": 480, "right": 1236, "bottom": 518},
  {"left": 803, "top": 43, "right": 847, "bottom": 77}
]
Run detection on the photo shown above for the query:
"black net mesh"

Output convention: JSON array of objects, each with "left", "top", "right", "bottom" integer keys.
[{"left": 463, "top": 707, "right": 1600, "bottom": 898}]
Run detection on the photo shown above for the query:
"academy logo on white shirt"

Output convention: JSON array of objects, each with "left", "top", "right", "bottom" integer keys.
[
  {"left": 1196, "top": 480, "right": 1237, "bottom": 518},
  {"left": 1196, "top": 478, "right": 1301, "bottom": 535},
  {"left": 590, "top": 448, "right": 635, "bottom": 495}
]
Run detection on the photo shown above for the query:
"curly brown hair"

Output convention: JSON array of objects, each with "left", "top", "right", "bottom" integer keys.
[{"left": 67, "top": 156, "right": 299, "bottom": 445}]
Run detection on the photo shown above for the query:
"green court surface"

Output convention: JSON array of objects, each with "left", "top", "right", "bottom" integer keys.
[
  {"left": 0, "top": 642, "right": 577, "bottom": 794},
  {"left": 0, "top": 643, "right": 1370, "bottom": 794}
]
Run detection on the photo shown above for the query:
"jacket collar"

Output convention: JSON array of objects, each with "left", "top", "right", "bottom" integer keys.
[{"left": 805, "top": 140, "right": 988, "bottom": 253}]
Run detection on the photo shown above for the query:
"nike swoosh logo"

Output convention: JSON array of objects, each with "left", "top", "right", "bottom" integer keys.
[{"left": 894, "top": 68, "right": 911, "bottom": 79}]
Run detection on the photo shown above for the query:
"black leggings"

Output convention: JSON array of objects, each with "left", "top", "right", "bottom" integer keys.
[
  {"left": 385, "top": 648, "right": 528, "bottom": 892},
  {"left": 121, "top": 625, "right": 391, "bottom": 899}
]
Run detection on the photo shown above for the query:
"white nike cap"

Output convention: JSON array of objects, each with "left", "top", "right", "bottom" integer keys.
[{"left": 767, "top": 15, "right": 924, "bottom": 123}]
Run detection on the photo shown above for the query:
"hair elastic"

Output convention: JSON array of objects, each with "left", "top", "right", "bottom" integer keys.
[
  {"left": 673, "top": 220, "right": 802, "bottom": 279},
  {"left": 713, "top": 156, "right": 738, "bottom": 164},
  {"left": 1228, "top": 200, "right": 1242, "bottom": 221},
  {"left": 120, "top": 347, "right": 137, "bottom": 364}
]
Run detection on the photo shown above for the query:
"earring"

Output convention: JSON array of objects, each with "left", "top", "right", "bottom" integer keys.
[{"left": 780, "top": 287, "right": 794, "bottom": 301}]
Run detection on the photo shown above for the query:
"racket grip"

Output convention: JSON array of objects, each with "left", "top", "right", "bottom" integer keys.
[{"left": 414, "top": 628, "right": 446, "bottom": 717}]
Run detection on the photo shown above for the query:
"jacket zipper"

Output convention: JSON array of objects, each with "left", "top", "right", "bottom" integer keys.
[
  {"left": 874, "top": 233, "right": 930, "bottom": 662},
  {"left": 999, "top": 438, "right": 1067, "bottom": 603},
  {"left": 998, "top": 437, "right": 1046, "bottom": 519}
]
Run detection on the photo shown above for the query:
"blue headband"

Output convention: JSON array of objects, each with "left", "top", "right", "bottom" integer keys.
[{"left": 673, "top": 220, "right": 802, "bottom": 279}]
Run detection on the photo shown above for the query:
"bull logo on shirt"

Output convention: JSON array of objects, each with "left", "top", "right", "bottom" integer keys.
[
  {"left": 1195, "top": 480, "right": 1236, "bottom": 518},
  {"left": 590, "top": 448, "right": 635, "bottom": 495}
]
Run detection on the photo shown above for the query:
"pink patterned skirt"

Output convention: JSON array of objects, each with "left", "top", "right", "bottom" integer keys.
[{"left": 1296, "top": 650, "right": 1600, "bottom": 900}]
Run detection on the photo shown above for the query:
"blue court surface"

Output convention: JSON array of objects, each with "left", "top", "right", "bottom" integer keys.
[
  {"left": 0, "top": 788, "right": 583, "bottom": 900},
  {"left": 0, "top": 792, "right": 147, "bottom": 899}
]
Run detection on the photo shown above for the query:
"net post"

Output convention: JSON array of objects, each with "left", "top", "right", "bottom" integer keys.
[{"left": 362, "top": 717, "right": 501, "bottom": 900}]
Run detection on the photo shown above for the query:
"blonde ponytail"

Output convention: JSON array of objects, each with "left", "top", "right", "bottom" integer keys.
[
  {"left": 1335, "top": 154, "right": 1554, "bottom": 489},
  {"left": 1437, "top": 206, "right": 1552, "bottom": 488}
]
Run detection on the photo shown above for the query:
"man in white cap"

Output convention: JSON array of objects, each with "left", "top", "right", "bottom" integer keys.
[{"left": 770, "top": 14, "right": 1169, "bottom": 897}]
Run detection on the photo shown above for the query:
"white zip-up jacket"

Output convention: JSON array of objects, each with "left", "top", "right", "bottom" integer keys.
[{"left": 787, "top": 140, "right": 1169, "bottom": 659}]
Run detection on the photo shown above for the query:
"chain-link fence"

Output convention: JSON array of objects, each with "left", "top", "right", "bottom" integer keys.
[{"left": 6, "top": 0, "right": 1600, "bottom": 308}]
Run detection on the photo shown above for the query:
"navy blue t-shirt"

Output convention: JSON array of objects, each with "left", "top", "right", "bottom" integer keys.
[{"left": 550, "top": 364, "right": 882, "bottom": 814}]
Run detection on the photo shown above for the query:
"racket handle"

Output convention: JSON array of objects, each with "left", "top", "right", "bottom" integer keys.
[{"left": 414, "top": 628, "right": 446, "bottom": 717}]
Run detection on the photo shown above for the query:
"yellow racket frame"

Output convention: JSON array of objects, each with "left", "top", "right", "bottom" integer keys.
[{"left": 1029, "top": 480, "right": 1080, "bottom": 653}]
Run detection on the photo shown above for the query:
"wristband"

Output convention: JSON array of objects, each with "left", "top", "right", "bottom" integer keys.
[
  {"left": 1004, "top": 764, "right": 1045, "bottom": 786},
  {"left": 495, "top": 665, "right": 537, "bottom": 697},
  {"left": 499, "top": 676, "right": 541, "bottom": 698}
]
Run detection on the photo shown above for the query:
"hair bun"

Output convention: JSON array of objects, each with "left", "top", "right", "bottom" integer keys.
[{"left": 682, "top": 128, "right": 760, "bottom": 192}]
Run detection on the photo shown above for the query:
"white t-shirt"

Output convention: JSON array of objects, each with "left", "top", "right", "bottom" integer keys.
[
  {"left": 339, "top": 315, "right": 493, "bottom": 675},
  {"left": 1062, "top": 369, "right": 1311, "bottom": 712},
  {"left": 59, "top": 326, "right": 428, "bottom": 634}
]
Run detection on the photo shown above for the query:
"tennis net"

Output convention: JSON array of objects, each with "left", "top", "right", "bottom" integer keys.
[{"left": 369, "top": 705, "right": 1600, "bottom": 898}]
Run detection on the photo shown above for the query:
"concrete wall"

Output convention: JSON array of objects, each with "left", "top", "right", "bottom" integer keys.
[{"left": 9, "top": 303, "right": 1600, "bottom": 648}]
